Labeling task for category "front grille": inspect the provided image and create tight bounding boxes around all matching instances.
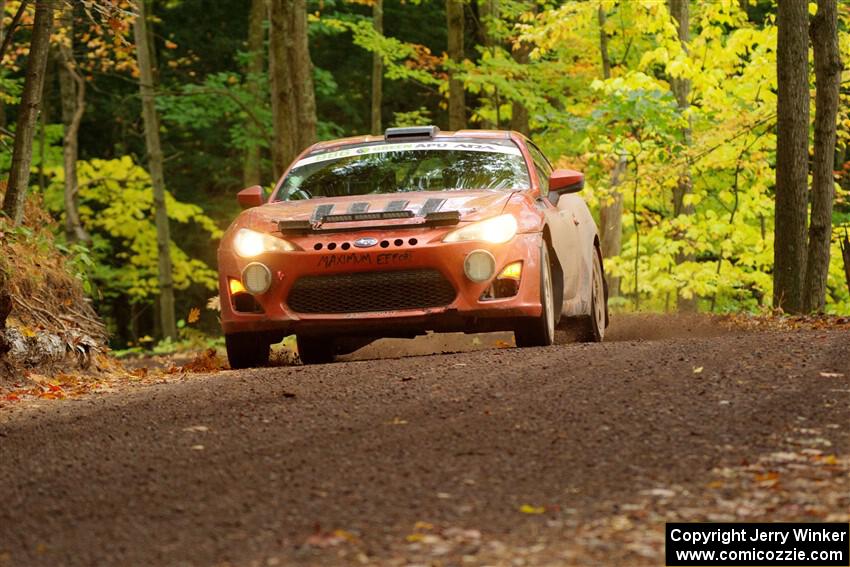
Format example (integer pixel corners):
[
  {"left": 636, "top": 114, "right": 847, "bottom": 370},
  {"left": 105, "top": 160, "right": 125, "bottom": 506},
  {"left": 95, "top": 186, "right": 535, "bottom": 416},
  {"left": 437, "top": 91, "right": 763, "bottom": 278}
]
[{"left": 287, "top": 269, "right": 456, "bottom": 314}]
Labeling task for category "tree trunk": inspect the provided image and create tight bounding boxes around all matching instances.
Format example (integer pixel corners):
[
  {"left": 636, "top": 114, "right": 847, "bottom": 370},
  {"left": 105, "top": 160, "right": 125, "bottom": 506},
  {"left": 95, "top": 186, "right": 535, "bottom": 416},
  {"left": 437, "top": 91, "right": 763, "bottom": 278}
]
[
  {"left": 0, "top": 266, "right": 9, "bottom": 357},
  {"left": 598, "top": 5, "right": 611, "bottom": 79},
  {"left": 268, "top": 0, "right": 296, "bottom": 178},
  {"left": 509, "top": 3, "right": 535, "bottom": 136},
  {"left": 371, "top": 0, "right": 383, "bottom": 135},
  {"left": 509, "top": 40, "right": 530, "bottom": 136},
  {"left": 802, "top": 0, "right": 841, "bottom": 313},
  {"left": 0, "top": 0, "right": 6, "bottom": 43},
  {"left": 597, "top": 5, "right": 624, "bottom": 297},
  {"left": 268, "top": 0, "right": 317, "bottom": 177},
  {"left": 0, "top": 0, "right": 6, "bottom": 130},
  {"left": 477, "top": 0, "right": 498, "bottom": 129},
  {"left": 600, "top": 158, "right": 626, "bottom": 297},
  {"left": 668, "top": 0, "right": 696, "bottom": 311},
  {"left": 134, "top": 0, "right": 177, "bottom": 341},
  {"left": 1, "top": 0, "right": 54, "bottom": 226},
  {"left": 841, "top": 229, "right": 850, "bottom": 297},
  {"left": 289, "top": 0, "right": 316, "bottom": 151},
  {"left": 774, "top": 0, "right": 811, "bottom": 314},
  {"left": 243, "top": 0, "right": 265, "bottom": 187},
  {"left": 0, "top": 0, "right": 27, "bottom": 65},
  {"left": 446, "top": 0, "right": 465, "bottom": 130},
  {"left": 56, "top": 3, "right": 90, "bottom": 243}
]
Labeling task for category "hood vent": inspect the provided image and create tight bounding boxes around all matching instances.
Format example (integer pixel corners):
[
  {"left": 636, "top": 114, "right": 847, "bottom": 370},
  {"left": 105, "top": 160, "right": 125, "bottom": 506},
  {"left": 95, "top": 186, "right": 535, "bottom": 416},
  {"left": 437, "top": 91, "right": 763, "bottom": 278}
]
[
  {"left": 312, "top": 204, "right": 335, "bottom": 221},
  {"left": 348, "top": 202, "right": 370, "bottom": 214}
]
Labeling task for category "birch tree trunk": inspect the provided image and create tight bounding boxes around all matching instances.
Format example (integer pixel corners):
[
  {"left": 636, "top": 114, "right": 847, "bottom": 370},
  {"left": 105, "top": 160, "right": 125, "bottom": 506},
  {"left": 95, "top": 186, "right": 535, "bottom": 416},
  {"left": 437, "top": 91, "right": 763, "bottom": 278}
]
[
  {"left": 802, "top": 0, "right": 841, "bottom": 313},
  {"left": 57, "top": 2, "right": 90, "bottom": 243},
  {"left": 446, "top": 0, "right": 466, "bottom": 130},
  {"left": 773, "top": 0, "right": 810, "bottom": 314},
  {"left": 371, "top": 0, "right": 383, "bottom": 135},
  {"left": 2, "top": 0, "right": 54, "bottom": 225},
  {"left": 243, "top": 0, "right": 265, "bottom": 187},
  {"left": 134, "top": 0, "right": 177, "bottom": 341}
]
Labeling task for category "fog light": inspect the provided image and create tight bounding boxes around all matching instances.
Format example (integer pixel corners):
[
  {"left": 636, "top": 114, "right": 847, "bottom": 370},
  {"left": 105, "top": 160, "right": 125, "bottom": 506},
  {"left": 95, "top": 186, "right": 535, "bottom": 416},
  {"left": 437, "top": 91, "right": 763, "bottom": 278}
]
[
  {"left": 499, "top": 261, "right": 523, "bottom": 281},
  {"left": 242, "top": 263, "right": 272, "bottom": 294},
  {"left": 464, "top": 250, "right": 496, "bottom": 283},
  {"left": 229, "top": 278, "right": 247, "bottom": 295}
]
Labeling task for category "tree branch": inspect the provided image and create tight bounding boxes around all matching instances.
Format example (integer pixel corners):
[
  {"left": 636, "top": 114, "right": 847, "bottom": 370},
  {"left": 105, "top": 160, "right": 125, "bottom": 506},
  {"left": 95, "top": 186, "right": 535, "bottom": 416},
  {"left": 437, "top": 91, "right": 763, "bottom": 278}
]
[{"left": 0, "top": 0, "right": 29, "bottom": 63}]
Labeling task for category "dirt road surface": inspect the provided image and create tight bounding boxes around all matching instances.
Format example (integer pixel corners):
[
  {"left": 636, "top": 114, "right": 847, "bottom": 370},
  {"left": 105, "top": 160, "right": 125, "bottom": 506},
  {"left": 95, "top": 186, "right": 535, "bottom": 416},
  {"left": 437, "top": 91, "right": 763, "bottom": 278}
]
[{"left": 1, "top": 316, "right": 849, "bottom": 566}]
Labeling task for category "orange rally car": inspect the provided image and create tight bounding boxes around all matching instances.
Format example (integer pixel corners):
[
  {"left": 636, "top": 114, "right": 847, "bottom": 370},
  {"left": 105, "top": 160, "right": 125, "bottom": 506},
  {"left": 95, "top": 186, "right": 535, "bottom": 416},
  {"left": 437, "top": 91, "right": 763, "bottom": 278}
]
[{"left": 218, "top": 126, "right": 608, "bottom": 367}]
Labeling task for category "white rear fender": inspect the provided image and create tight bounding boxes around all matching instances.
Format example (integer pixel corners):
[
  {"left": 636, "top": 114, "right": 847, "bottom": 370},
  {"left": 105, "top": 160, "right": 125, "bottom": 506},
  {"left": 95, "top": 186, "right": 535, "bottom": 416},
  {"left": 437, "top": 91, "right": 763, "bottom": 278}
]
[{"left": 555, "top": 194, "right": 598, "bottom": 317}]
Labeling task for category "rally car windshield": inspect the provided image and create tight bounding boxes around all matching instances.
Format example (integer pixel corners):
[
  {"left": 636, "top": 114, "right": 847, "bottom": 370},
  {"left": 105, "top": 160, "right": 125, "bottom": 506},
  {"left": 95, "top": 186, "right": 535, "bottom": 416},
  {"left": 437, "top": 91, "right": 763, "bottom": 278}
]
[{"left": 277, "top": 140, "right": 530, "bottom": 200}]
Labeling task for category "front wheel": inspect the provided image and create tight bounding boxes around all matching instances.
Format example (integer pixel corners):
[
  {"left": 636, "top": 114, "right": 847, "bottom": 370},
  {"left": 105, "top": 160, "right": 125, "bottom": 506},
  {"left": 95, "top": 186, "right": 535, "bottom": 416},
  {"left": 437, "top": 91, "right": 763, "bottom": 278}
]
[
  {"left": 514, "top": 244, "right": 556, "bottom": 348},
  {"left": 296, "top": 335, "right": 335, "bottom": 365},
  {"left": 225, "top": 332, "right": 271, "bottom": 369}
]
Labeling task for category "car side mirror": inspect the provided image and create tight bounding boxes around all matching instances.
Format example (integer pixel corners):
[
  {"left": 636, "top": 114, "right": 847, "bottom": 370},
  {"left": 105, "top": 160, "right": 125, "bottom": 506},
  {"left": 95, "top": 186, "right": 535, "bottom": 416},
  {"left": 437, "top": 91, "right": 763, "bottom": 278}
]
[
  {"left": 549, "top": 169, "right": 585, "bottom": 194},
  {"left": 237, "top": 185, "right": 265, "bottom": 209}
]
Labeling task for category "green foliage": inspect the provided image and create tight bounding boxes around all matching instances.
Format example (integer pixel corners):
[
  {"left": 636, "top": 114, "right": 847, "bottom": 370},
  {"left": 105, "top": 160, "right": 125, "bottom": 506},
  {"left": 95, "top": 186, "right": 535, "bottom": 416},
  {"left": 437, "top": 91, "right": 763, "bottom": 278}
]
[
  {"left": 44, "top": 156, "right": 222, "bottom": 303},
  {"left": 3, "top": 0, "right": 848, "bottom": 338},
  {"left": 0, "top": 123, "right": 64, "bottom": 176},
  {"left": 158, "top": 70, "right": 272, "bottom": 155},
  {"left": 391, "top": 107, "right": 433, "bottom": 127},
  {"left": 0, "top": 73, "right": 22, "bottom": 105},
  {"left": 455, "top": 0, "right": 850, "bottom": 314}
]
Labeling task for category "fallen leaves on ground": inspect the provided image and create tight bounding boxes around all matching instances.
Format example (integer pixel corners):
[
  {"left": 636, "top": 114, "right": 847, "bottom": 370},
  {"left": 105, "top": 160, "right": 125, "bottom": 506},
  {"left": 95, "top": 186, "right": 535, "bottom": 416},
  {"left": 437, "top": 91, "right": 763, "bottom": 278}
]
[
  {"left": 171, "top": 349, "right": 226, "bottom": 374},
  {"left": 403, "top": 521, "right": 483, "bottom": 559},
  {"left": 1, "top": 372, "right": 118, "bottom": 403},
  {"left": 304, "top": 526, "right": 359, "bottom": 549},
  {"left": 1, "top": 342, "right": 307, "bottom": 407},
  {"left": 722, "top": 313, "right": 850, "bottom": 331},
  {"left": 313, "top": 425, "right": 848, "bottom": 567}
]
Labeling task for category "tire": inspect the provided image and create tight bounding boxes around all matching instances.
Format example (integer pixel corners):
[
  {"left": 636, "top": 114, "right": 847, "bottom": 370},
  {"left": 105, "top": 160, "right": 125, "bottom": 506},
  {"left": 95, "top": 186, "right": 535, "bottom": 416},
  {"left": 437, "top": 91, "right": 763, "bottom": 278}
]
[
  {"left": 514, "top": 244, "right": 556, "bottom": 348},
  {"left": 296, "top": 335, "right": 335, "bottom": 365},
  {"left": 576, "top": 247, "right": 607, "bottom": 342},
  {"left": 225, "top": 332, "right": 271, "bottom": 369}
]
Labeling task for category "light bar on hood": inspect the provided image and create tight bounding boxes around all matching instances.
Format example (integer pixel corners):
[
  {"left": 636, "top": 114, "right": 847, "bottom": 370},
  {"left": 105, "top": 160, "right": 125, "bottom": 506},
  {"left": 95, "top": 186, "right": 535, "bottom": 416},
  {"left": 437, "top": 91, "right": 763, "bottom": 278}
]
[
  {"left": 276, "top": 210, "right": 460, "bottom": 234},
  {"left": 321, "top": 210, "right": 414, "bottom": 223}
]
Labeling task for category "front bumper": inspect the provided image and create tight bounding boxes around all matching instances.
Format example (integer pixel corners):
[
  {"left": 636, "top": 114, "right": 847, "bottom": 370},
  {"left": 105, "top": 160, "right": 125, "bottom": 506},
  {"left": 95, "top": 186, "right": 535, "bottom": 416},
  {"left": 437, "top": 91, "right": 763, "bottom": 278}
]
[{"left": 218, "top": 228, "right": 544, "bottom": 338}]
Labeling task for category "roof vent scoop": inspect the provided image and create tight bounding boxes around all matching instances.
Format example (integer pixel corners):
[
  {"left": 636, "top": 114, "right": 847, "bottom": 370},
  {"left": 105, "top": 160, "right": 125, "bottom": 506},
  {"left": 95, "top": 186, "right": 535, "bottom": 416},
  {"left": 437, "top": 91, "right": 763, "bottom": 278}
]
[{"left": 384, "top": 126, "right": 440, "bottom": 141}]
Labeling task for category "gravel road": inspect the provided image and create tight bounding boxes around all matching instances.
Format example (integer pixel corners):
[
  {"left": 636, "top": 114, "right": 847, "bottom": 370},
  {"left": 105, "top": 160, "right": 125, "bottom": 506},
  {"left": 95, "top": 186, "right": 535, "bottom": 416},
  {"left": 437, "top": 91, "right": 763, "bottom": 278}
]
[{"left": 1, "top": 317, "right": 849, "bottom": 566}]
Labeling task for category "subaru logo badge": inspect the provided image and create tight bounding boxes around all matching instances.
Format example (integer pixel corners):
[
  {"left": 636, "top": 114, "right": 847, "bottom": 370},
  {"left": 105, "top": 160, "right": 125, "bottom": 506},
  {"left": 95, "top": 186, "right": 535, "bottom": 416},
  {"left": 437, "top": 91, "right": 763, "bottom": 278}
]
[{"left": 354, "top": 237, "right": 378, "bottom": 248}]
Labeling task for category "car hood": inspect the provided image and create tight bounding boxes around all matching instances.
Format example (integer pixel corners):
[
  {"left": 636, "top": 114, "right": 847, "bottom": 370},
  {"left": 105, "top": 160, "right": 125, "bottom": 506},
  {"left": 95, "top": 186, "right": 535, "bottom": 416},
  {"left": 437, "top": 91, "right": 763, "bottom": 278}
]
[{"left": 245, "top": 190, "right": 516, "bottom": 231}]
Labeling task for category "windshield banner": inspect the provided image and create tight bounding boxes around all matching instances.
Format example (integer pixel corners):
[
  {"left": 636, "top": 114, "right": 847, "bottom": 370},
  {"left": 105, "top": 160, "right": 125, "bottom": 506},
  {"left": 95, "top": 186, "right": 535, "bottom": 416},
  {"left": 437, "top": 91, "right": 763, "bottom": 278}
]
[{"left": 294, "top": 141, "right": 523, "bottom": 168}]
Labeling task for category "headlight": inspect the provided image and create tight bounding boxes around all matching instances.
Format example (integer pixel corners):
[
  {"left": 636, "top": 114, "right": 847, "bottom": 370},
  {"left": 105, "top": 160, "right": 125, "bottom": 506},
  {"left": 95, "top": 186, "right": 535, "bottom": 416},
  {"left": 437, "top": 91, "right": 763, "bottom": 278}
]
[
  {"left": 233, "top": 228, "right": 296, "bottom": 258},
  {"left": 442, "top": 214, "right": 518, "bottom": 244}
]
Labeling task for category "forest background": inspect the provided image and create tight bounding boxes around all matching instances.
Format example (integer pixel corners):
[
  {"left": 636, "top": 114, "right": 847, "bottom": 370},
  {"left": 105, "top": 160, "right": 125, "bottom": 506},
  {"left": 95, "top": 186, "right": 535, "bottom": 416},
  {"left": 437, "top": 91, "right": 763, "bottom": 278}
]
[{"left": 0, "top": 0, "right": 848, "bottom": 351}]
